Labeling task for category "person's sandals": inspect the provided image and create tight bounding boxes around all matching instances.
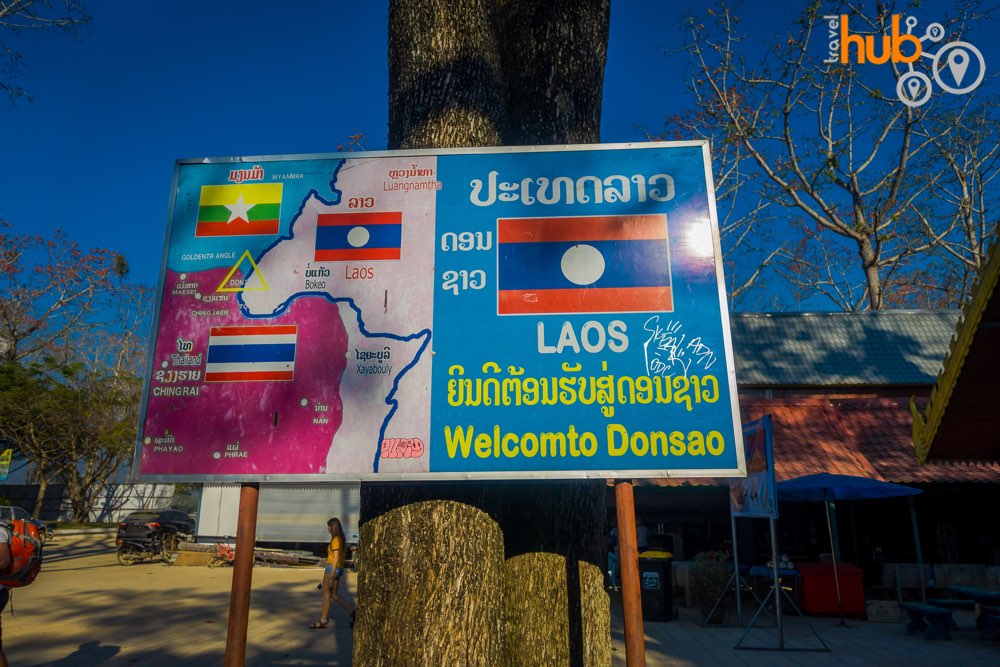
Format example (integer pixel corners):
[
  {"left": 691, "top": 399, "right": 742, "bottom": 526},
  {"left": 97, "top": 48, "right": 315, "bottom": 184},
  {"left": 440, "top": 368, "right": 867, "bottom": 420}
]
[{"left": 308, "top": 619, "right": 329, "bottom": 629}]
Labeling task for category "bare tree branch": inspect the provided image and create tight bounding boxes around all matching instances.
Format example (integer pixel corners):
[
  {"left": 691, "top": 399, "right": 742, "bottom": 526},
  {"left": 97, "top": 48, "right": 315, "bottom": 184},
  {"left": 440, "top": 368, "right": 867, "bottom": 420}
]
[{"left": 664, "top": 0, "right": 999, "bottom": 310}]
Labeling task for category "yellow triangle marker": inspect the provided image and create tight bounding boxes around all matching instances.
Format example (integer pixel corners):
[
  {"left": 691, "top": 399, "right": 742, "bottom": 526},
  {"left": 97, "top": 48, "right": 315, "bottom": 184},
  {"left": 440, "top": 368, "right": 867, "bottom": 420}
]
[{"left": 216, "top": 250, "right": 269, "bottom": 292}]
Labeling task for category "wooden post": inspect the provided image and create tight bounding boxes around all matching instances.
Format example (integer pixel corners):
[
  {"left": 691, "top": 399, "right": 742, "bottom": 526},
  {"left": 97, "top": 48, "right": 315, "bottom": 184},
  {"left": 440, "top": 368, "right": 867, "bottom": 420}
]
[
  {"left": 769, "top": 517, "right": 784, "bottom": 649},
  {"left": 615, "top": 480, "right": 645, "bottom": 667},
  {"left": 908, "top": 496, "right": 927, "bottom": 603},
  {"left": 224, "top": 482, "right": 260, "bottom": 667}
]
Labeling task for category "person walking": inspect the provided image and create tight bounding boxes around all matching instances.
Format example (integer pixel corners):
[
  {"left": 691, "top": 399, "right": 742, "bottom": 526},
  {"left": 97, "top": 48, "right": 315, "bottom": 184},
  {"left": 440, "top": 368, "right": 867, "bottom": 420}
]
[
  {"left": 636, "top": 515, "right": 649, "bottom": 552},
  {"left": 0, "top": 522, "right": 11, "bottom": 667},
  {"left": 310, "top": 517, "right": 356, "bottom": 629}
]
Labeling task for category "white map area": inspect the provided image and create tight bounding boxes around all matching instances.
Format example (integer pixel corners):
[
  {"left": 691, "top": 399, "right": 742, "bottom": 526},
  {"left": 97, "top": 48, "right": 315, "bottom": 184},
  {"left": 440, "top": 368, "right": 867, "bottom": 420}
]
[{"left": 240, "top": 156, "right": 437, "bottom": 474}]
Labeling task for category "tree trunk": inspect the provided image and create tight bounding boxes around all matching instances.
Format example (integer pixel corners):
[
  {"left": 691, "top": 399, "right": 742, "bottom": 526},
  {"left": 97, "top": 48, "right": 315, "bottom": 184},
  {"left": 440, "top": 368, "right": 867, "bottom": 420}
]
[
  {"left": 387, "top": 0, "right": 504, "bottom": 152},
  {"left": 355, "top": 2, "right": 611, "bottom": 665},
  {"left": 495, "top": 2, "right": 611, "bottom": 665},
  {"left": 32, "top": 473, "right": 48, "bottom": 518},
  {"left": 859, "top": 237, "right": 884, "bottom": 310},
  {"left": 497, "top": 0, "right": 608, "bottom": 146},
  {"left": 355, "top": 484, "right": 505, "bottom": 665},
  {"left": 354, "top": 2, "right": 506, "bottom": 665},
  {"left": 502, "top": 483, "right": 609, "bottom": 666}
]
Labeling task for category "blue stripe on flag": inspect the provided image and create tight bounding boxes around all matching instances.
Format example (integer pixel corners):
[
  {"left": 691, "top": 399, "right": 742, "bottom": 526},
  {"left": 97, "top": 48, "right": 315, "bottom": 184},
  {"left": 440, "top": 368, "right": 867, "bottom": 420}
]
[
  {"left": 206, "top": 343, "right": 296, "bottom": 364},
  {"left": 316, "top": 224, "right": 402, "bottom": 250},
  {"left": 498, "top": 239, "right": 670, "bottom": 290}
]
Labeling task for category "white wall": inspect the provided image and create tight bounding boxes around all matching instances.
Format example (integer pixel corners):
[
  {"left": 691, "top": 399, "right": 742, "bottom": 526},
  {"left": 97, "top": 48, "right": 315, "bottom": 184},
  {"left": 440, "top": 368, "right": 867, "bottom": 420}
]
[
  {"left": 197, "top": 483, "right": 361, "bottom": 544},
  {"left": 60, "top": 483, "right": 178, "bottom": 523}
]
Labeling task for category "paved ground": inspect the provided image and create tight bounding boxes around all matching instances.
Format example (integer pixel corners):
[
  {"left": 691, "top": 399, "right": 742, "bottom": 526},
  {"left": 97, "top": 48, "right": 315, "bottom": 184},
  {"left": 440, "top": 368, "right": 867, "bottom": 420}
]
[
  {"left": 2, "top": 532, "right": 997, "bottom": 665},
  {"left": 611, "top": 600, "right": 999, "bottom": 666}
]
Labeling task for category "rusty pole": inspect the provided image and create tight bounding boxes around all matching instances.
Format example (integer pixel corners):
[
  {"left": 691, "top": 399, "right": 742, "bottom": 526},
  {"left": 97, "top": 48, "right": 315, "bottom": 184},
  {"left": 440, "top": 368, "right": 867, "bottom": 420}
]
[
  {"left": 224, "top": 482, "right": 260, "bottom": 667},
  {"left": 615, "top": 480, "right": 645, "bottom": 667}
]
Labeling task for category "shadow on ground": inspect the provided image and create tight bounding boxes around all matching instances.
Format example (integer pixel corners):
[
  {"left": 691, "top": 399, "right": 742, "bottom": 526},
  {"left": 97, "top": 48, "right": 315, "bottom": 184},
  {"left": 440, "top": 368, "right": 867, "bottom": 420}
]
[{"left": 10, "top": 535, "right": 353, "bottom": 666}]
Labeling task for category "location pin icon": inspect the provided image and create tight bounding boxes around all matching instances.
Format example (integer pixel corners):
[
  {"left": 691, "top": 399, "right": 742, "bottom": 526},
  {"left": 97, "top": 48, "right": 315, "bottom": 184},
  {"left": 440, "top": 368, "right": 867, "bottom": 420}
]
[
  {"left": 906, "top": 77, "right": 922, "bottom": 99},
  {"left": 947, "top": 49, "right": 969, "bottom": 86}
]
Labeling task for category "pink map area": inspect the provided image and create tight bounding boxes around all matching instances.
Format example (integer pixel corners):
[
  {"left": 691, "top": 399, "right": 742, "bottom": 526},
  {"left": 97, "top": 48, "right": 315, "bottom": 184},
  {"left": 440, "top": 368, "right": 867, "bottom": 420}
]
[{"left": 140, "top": 267, "right": 347, "bottom": 475}]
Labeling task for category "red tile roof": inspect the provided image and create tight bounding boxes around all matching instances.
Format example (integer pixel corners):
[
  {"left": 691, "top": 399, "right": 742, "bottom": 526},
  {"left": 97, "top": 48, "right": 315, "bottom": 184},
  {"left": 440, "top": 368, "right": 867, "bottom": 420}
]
[{"left": 647, "top": 398, "right": 1000, "bottom": 487}]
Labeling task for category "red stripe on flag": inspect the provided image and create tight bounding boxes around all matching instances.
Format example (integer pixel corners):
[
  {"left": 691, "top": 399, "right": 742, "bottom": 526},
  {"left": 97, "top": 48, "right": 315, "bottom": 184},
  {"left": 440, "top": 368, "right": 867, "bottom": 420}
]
[
  {"left": 314, "top": 248, "right": 401, "bottom": 261},
  {"left": 195, "top": 220, "right": 280, "bottom": 237},
  {"left": 498, "top": 286, "right": 673, "bottom": 315},
  {"left": 497, "top": 215, "right": 666, "bottom": 244},
  {"left": 317, "top": 211, "right": 402, "bottom": 226},
  {"left": 210, "top": 325, "right": 298, "bottom": 336},
  {"left": 205, "top": 371, "right": 295, "bottom": 382}
]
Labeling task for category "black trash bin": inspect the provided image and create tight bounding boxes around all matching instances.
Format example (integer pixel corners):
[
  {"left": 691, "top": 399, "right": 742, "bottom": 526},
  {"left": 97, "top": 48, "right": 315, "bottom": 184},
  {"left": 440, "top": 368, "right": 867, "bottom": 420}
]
[{"left": 637, "top": 551, "right": 674, "bottom": 622}]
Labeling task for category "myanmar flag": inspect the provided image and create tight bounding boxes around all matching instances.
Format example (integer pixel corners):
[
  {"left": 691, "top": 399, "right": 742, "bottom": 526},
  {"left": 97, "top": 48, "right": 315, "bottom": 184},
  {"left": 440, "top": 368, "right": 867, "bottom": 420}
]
[{"left": 195, "top": 183, "right": 283, "bottom": 237}]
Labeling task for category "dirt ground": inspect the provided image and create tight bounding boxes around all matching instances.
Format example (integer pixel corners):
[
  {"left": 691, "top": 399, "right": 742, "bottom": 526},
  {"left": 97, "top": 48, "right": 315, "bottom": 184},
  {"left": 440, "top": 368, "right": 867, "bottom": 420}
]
[
  {"left": 4, "top": 531, "right": 352, "bottom": 666},
  {"left": 4, "top": 532, "right": 998, "bottom": 666}
]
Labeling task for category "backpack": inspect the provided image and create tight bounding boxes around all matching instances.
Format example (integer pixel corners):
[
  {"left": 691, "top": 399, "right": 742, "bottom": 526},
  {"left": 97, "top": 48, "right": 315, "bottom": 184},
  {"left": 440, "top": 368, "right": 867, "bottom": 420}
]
[{"left": 0, "top": 518, "right": 43, "bottom": 587}]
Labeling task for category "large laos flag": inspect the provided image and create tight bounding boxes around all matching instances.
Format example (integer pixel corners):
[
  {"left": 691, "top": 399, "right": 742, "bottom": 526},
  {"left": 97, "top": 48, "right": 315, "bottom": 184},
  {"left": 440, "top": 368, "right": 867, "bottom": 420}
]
[{"left": 497, "top": 214, "right": 672, "bottom": 315}]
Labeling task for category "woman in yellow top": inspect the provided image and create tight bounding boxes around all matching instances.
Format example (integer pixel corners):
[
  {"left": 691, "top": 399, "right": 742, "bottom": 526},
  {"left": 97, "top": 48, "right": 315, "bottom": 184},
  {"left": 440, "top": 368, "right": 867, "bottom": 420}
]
[{"left": 309, "top": 517, "right": 356, "bottom": 629}]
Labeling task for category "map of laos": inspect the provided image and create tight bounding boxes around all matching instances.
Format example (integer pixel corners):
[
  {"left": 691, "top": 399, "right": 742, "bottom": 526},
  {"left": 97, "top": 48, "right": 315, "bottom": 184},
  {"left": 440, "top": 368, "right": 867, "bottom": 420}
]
[{"left": 139, "top": 156, "right": 435, "bottom": 477}]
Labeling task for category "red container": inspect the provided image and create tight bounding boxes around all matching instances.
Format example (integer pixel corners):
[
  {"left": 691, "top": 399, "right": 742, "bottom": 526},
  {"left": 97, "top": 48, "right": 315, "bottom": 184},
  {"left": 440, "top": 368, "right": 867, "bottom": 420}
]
[{"left": 797, "top": 562, "right": 865, "bottom": 616}]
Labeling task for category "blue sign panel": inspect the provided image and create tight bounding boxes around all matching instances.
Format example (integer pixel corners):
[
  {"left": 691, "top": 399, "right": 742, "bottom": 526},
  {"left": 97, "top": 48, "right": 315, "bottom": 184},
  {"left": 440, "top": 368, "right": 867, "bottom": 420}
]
[
  {"left": 730, "top": 416, "right": 777, "bottom": 518},
  {"left": 137, "top": 142, "right": 745, "bottom": 481}
]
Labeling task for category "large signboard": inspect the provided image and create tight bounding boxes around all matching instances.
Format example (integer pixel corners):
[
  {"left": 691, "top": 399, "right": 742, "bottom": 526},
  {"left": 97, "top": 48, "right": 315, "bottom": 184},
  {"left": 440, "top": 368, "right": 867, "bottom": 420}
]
[
  {"left": 135, "top": 142, "right": 745, "bottom": 481},
  {"left": 729, "top": 416, "right": 777, "bottom": 518}
]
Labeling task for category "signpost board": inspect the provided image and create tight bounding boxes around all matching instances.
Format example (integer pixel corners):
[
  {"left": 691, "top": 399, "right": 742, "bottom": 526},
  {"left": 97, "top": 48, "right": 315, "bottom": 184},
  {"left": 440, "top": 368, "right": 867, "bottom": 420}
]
[
  {"left": 0, "top": 449, "right": 11, "bottom": 482},
  {"left": 135, "top": 142, "right": 745, "bottom": 482},
  {"left": 730, "top": 416, "right": 777, "bottom": 518}
]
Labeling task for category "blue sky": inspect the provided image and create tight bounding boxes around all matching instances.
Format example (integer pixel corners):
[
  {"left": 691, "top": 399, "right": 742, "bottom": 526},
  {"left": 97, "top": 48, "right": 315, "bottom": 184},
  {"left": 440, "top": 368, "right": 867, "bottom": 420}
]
[{"left": 1, "top": 1, "right": 996, "bottom": 289}]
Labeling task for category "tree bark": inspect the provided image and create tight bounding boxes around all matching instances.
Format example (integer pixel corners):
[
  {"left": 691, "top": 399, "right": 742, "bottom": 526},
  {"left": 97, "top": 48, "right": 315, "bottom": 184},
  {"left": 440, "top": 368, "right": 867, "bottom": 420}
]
[
  {"left": 355, "top": 2, "right": 611, "bottom": 665},
  {"left": 355, "top": 2, "right": 506, "bottom": 665},
  {"left": 497, "top": 0, "right": 608, "bottom": 146},
  {"left": 355, "top": 484, "right": 505, "bottom": 665},
  {"left": 387, "top": 0, "right": 504, "bottom": 151},
  {"left": 32, "top": 474, "right": 48, "bottom": 519},
  {"left": 502, "top": 482, "right": 609, "bottom": 666},
  {"left": 496, "top": 2, "right": 611, "bottom": 665}
]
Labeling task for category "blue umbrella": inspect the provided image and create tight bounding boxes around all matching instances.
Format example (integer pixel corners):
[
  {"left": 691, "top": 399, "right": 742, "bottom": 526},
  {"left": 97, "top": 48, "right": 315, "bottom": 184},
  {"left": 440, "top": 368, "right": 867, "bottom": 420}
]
[
  {"left": 777, "top": 473, "right": 922, "bottom": 501},
  {"left": 777, "top": 474, "right": 923, "bottom": 624}
]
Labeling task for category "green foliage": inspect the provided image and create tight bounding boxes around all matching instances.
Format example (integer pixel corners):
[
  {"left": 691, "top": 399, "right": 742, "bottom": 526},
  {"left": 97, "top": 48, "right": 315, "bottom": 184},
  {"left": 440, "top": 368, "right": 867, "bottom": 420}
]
[
  {"left": 0, "top": 223, "right": 151, "bottom": 522},
  {"left": 171, "top": 484, "right": 200, "bottom": 514},
  {"left": 688, "top": 550, "right": 730, "bottom": 608}
]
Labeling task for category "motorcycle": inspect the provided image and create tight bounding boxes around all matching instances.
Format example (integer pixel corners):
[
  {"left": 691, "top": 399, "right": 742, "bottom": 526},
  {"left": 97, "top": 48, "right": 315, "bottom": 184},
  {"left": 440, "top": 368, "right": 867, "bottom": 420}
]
[{"left": 116, "top": 534, "right": 176, "bottom": 565}]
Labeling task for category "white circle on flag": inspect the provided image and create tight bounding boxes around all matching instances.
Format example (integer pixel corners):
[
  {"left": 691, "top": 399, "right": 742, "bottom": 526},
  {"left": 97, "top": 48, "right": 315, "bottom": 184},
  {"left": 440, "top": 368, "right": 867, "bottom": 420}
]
[
  {"left": 561, "top": 244, "right": 605, "bottom": 285},
  {"left": 347, "top": 227, "right": 370, "bottom": 248}
]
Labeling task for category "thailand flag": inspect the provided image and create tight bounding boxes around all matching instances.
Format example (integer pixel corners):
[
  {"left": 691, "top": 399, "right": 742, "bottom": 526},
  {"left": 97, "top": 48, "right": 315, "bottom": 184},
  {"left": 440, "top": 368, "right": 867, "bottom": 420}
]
[
  {"left": 497, "top": 214, "right": 672, "bottom": 315},
  {"left": 205, "top": 325, "right": 297, "bottom": 382},
  {"left": 315, "top": 211, "right": 402, "bottom": 261}
]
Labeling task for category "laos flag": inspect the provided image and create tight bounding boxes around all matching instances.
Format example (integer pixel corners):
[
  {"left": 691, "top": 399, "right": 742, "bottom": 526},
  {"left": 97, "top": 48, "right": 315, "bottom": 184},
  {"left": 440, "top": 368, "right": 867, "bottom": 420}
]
[
  {"left": 315, "top": 211, "right": 402, "bottom": 261},
  {"left": 205, "top": 325, "right": 297, "bottom": 382},
  {"left": 497, "top": 214, "right": 672, "bottom": 315}
]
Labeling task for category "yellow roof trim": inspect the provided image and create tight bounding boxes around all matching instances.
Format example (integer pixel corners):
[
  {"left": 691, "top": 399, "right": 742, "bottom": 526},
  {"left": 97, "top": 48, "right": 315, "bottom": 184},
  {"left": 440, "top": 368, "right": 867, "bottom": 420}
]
[{"left": 913, "top": 240, "right": 1000, "bottom": 463}]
